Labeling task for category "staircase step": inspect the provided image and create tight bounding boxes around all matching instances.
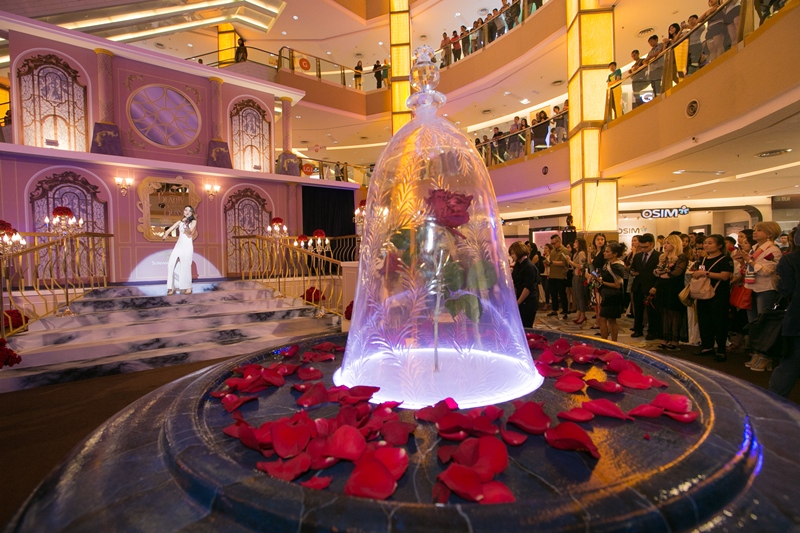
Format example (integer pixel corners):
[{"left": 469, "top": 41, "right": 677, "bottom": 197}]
[
  {"left": 68, "top": 287, "right": 276, "bottom": 313},
  {"left": 0, "top": 315, "right": 340, "bottom": 392}
]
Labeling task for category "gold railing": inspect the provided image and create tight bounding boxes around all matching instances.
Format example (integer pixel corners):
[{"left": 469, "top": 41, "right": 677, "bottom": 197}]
[
  {"left": 1, "top": 232, "right": 113, "bottom": 338},
  {"left": 232, "top": 235, "right": 345, "bottom": 316}
]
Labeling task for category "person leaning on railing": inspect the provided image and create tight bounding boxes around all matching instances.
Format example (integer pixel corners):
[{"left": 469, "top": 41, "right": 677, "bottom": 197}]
[{"left": 644, "top": 34, "right": 665, "bottom": 97}]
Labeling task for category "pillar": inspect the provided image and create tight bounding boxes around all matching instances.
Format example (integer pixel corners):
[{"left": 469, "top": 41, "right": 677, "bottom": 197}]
[
  {"left": 566, "top": 0, "right": 618, "bottom": 234},
  {"left": 90, "top": 48, "right": 123, "bottom": 155},
  {"left": 389, "top": 0, "right": 411, "bottom": 133},
  {"left": 206, "top": 76, "right": 232, "bottom": 168},
  {"left": 276, "top": 96, "right": 300, "bottom": 176}
]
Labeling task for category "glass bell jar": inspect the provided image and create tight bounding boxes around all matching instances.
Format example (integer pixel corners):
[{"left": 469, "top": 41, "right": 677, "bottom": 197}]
[{"left": 334, "top": 46, "right": 542, "bottom": 409}]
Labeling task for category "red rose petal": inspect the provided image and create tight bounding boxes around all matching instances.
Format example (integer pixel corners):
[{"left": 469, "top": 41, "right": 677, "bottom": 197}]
[
  {"left": 644, "top": 433, "right": 651, "bottom": 440},
  {"left": 272, "top": 362, "right": 300, "bottom": 376},
  {"left": 617, "top": 369, "right": 653, "bottom": 390},
  {"left": 210, "top": 389, "right": 228, "bottom": 398},
  {"left": 438, "top": 463, "right": 484, "bottom": 502},
  {"left": 648, "top": 375, "right": 669, "bottom": 388},
  {"left": 312, "top": 341, "right": 337, "bottom": 352},
  {"left": 311, "top": 351, "right": 337, "bottom": 363},
  {"left": 297, "top": 367, "right": 323, "bottom": 381},
  {"left": 374, "top": 446, "right": 409, "bottom": 480},
  {"left": 221, "top": 393, "right": 257, "bottom": 412},
  {"left": 595, "top": 350, "right": 624, "bottom": 363},
  {"left": 483, "top": 405, "right": 504, "bottom": 421},
  {"left": 284, "top": 344, "right": 300, "bottom": 358},
  {"left": 415, "top": 399, "right": 455, "bottom": 423},
  {"left": 582, "top": 399, "right": 634, "bottom": 421},
  {"left": 606, "top": 358, "right": 643, "bottom": 374},
  {"left": 499, "top": 425, "right": 528, "bottom": 446},
  {"left": 465, "top": 407, "right": 483, "bottom": 419},
  {"left": 237, "top": 423, "right": 261, "bottom": 451},
  {"left": 436, "top": 412, "right": 473, "bottom": 434},
  {"left": 443, "top": 397, "right": 459, "bottom": 410},
  {"left": 437, "top": 445, "right": 457, "bottom": 464},
  {"left": 544, "top": 422, "right": 600, "bottom": 459},
  {"left": 627, "top": 404, "right": 665, "bottom": 418},
  {"left": 310, "top": 456, "right": 339, "bottom": 470},
  {"left": 380, "top": 420, "right": 416, "bottom": 446},
  {"left": 271, "top": 419, "right": 312, "bottom": 458},
  {"left": 260, "top": 369, "right": 286, "bottom": 387},
  {"left": 551, "top": 338, "right": 571, "bottom": 356},
  {"left": 300, "top": 476, "right": 333, "bottom": 490},
  {"left": 535, "top": 363, "right": 566, "bottom": 378},
  {"left": 556, "top": 407, "right": 595, "bottom": 422},
  {"left": 554, "top": 374, "right": 585, "bottom": 393},
  {"left": 471, "top": 436, "right": 508, "bottom": 482},
  {"left": 561, "top": 368, "right": 586, "bottom": 378},
  {"left": 296, "top": 382, "right": 329, "bottom": 408},
  {"left": 650, "top": 393, "right": 693, "bottom": 414},
  {"left": 432, "top": 481, "right": 451, "bottom": 503},
  {"left": 664, "top": 411, "right": 699, "bottom": 423},
  {"left": 479, "top": 481, "right": 516, "bottom": 504},
  {"left": 529, "top": 338, "right": 549, "bottom": 350},
  {"left": 507, "top": 401, "right": 552, "bottom": 434},
  {"left": 572, "top": 352, "right": 595, "bottom": 364},
  {"left": 537, "top": 349, "right": 562, "bottom": 365},
  {"left": 569, "top": 344, "right": 595, "bottom": 357},
  {"left": 340, "top": 385, "right": 381, "bottom": 405},
  {"left": 469, "top": 415, "right": 499, "bottom": 437},
  {"left": 585, "top": 378, "right": 625, "bottom": 394},
  {"left": 345, "top": 457, "right": 397, "bottom": 500},
  {"left": 293, "top": 383, "right": 311, "bottom": 392},
  {"left": 439, "top": 428, "right": 470, "bottom": 441},
  {"left": 327, "top": 424, "right": 367, "bottom": 461},
  {"left": 256, "top": 452, "right": 311, "bottom": 481},
  {"left": 452, "top": 438, "right": 480, "bottom": 466}
]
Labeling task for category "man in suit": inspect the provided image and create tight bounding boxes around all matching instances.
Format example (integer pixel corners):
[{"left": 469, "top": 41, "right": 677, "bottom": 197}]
[{"left": 630, "top": 233, "right": 661, "bottom": 339}]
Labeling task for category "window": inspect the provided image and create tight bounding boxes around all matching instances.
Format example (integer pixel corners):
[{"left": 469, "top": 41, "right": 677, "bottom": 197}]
[{"left": 231, "top": 99, "right": 271, "bottom": 172}]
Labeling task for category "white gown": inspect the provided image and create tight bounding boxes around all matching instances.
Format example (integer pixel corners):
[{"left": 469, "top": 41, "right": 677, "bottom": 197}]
[{"left": 166, "top": 222, "right": 194, "bottom": 291}]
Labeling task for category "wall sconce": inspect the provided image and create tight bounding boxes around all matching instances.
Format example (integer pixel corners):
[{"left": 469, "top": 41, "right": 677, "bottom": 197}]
[
  {"left": 205, "top": 183, "right": 221, "bottom": 200},
  {"left": 114, "top": 176, "right": 134, "bottom": 196}
]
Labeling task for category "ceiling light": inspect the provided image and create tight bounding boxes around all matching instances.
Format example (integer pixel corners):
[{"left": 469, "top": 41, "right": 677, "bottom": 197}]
[
  {"left": 551, "top": 80, "right": 564, "bottom": 86},
  {"left": 293, "top": 15, "right": 299, "bottom": 20},
  {"left": 281, "top": 31, "right": 287, "bottom": 35},
  {"left": 443, "top": 114, "right": 448, "bottom": 117},
  {"left": 520, "top": 99, "right": 530, "bottom": 104},
  {"left": 326, "top": 51, "right": 331, "bottom": 55},
  {"left": 755, "top": 148, "right": 792, "bottom": 158},
  {"left": 295, "top": 115, "right": 301, "bottom": 119},
  {"left": 503, "top": 91, "right": 511, "bottom": 96},
  {"left": 187, "top": 43, "right": 193, "bottom": 47},
  {"left": 455, "top": 12, "right": 461, "bottom": 17},
  {"left": 333, "top": 141, "right": 339, "bottom": 144}
]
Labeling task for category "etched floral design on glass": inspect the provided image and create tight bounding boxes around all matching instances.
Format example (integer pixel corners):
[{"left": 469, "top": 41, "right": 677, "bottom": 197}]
[{"left": 334, "top": 46, "right": 542, "bottom": 409}]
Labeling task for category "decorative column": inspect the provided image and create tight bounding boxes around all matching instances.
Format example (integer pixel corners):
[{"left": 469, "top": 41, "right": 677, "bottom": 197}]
[
  {"left": 286, "top": 182, "right": 301, "bottom": 235},
  {"left": 206, "top": 77, "right": 232, "bottom": 168},
  {"left": 389, "top": 0, "right": 411, "bottom": 133},
  {"left": 90, "top": 49, "right": 123, "bottom": 155},
  {"left": 566, "top": 0, "right": 618, "bottom": 234},
  {"left": 276, "top": 96, "right": 300, "bottom": 176}
]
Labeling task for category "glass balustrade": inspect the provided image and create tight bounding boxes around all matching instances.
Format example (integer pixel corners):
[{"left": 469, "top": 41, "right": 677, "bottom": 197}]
[
  {"left": 189, "top": 46, "right": 279, "bottom": 69},
  {"left": 473, "top": 110, "right": 568, "bottom": 168},
  {"left": 297, "top": 156, "right": 371, "bottom": 185},
  {"left": 606, "top": 0, "right": 789, "bottom": 122}
]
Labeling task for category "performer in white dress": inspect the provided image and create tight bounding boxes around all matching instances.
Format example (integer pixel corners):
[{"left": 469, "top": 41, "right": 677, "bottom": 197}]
[{"left": 162, "top": 206, "right": 197, "bottom": 295}]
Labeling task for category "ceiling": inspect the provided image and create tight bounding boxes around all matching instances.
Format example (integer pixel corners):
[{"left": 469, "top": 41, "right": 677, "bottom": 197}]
[{"left": 3, "top": 0, "right": 798, "bottom": 219}]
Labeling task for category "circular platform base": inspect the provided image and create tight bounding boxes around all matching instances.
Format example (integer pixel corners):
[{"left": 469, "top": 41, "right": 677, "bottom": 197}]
[{"left": 6, "top": 331, "right": 800, "bottom": 532}]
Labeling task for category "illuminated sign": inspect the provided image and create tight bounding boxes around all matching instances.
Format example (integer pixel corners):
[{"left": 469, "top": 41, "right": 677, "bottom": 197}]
[{"left": 641, "top": 206, "right": 690, "bottom": 219}]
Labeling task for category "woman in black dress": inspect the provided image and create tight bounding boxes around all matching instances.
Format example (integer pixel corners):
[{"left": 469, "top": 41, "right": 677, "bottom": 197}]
[
  {"left": 510, "top": 241, "right": 540, "bottom": 328},
  {"left": 691, "top": 234, "right": 734, "bottom": 361},
  {"left": 591, "top": 242, "right": 626, "bottom": 341},
  {"left": 651, "top": 234, "right": 689, "bottom": 350}
]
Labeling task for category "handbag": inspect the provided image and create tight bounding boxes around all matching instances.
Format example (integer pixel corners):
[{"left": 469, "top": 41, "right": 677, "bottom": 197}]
[
  {"left": 689, "top": 256, "right": 725, "bottom": 300},
  {"left": 729, "top": 284, "right": 753, "bottom": 310},
  {"left": 679, "top": 284, "right": 694, "bottom": 307}
]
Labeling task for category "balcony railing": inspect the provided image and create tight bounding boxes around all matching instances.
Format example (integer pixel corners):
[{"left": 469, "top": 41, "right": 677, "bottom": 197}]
[
  {"left": 605, "top": 0, "right": 790, "bottom": 121},
  {"left": 188, "top": 45, "right": 280, "bottom": 70},
  {"left": 296, "top": 155, "right": 371, "bottom": 186},
  {"left": 475, "top": 110, "right": 568, "bottom": 168}
]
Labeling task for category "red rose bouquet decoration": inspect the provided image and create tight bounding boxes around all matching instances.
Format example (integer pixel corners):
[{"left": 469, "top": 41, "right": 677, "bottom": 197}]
[
  {"left": 344, "top": 300, "right": 354, "bottom": 320},
  {"left": 52, "top": 206, "right": 74, "bottom": 218},
  {"left": 312, "top": 229, "right": 326, "bottom": 239},
  {"left": 270, "top": 217, "right": 284, "bottom": 226},
  {"left": 0, "top": 220, "right": 13, "bottom": 237},
  {"left": 3, "top": 310, "right": 28, "bottom": 329},
  {"left": 426, "top": 189, "right": 473, "bottom": 238},
  {"left": 0, "top": 338, "right": 22, "bottom": 368},
  {"left": 297, "top": 234, "right": 308, "bottom": 243}
]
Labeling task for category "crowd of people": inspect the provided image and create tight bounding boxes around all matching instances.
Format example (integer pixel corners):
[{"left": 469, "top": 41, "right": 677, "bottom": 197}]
[
  {"left": 509, "top": 219, "right": 800, "bottom": 398},
  {"left": 475, "top": 102, "right": 568, "bottom": 165},
  {"left": 438, "top": 0, "right": 546, "bottom": 67}
]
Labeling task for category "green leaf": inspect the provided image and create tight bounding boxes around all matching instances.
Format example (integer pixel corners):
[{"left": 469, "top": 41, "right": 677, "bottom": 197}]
[
  {"left": 442, "top": 261, "right": 465, "bottom": 292},
  {"left": 389, "top": 229, "right": 411, "bottom": 251},
  {"left": 466, "top": 259, "right": 498, "bottom": 290},
  {"left": 444, "top": 298, "right": 461, "bottom": 320},
  {"left": 459, "top": 294, "right": 482, "bottom": 323}
]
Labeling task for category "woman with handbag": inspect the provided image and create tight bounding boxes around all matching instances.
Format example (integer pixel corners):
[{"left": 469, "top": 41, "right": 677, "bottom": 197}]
[
  {"left": 651, "top": 235, "right": 689, "bottom": 351},
  {"left": 729, "top": 233, "right": 756, "bottom": 353},
  {"left": 742, "top": 221, "right": 783, "bottom": 370},
  {"left": 591, "top": 243, "right": 626, "bottom": 341},
  {"left": 691, "top": 235, "right": 734, "bottom": 361},
  {"left": 769, "top": 225, "right": 800, "bottom": 397}
]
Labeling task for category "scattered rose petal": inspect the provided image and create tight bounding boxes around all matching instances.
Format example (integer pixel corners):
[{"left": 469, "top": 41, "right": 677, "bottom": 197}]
[
  {"left": 528, "top": 338, "right": 549, "bottom": 350},
  {"left": 256, "top": 452, "right": 311, "bottom": 481},
  {"left": 437, "top": 412, "right": 473, "bottom": 434},
  {"left": 300, "top": 476, "right": 333, "bottom": 490},
  {"left": 551, "top": 338, "right": 571, "bottom": 356},
  {"left": 572, "top": 352, "right": 595, "bottom": 364},
  {"left": 595, "top": 351, "right": 624, "bottom": 363},
  {"left": 644, "top": 433, "right": 651, "bottom": 440},
  {"left": 297, "top": 367, "right": 323, "bottom": 381},
  {"left": 293, "top": 383, "right": 311, "bottom": 392},
  {"left": 544, "top": 422, "right": 600, "bottom": 459},
  {"left": 237, "top": 423, "right": 261, "bottom": 451},
  {"left": 221, "top": 393, "right": 257, "bottom": 412},
  {"left": 432, "top": 481, "right": 451, "bottom": 503},
  {"left": 283, "top": 344, "right": 300, "bottom": 358},
  {"left": 443, "top": 397, "right": 459, "bottom": 410},
  {"left": 535, "top": 363, "right": 566, "bottom": 378},
  {"left": 469, "top": 416, "right": 499, "bottom": 437},
  {"left": 471, "top": 436, "right": 508, "bottom": 482},
  {"left": 582, "top": 399, "right": 633, "bottom": 421},
  {"left": 296, "top": 382, "right": 329, "bottom": 408},
  {"left": 499, "top": 425, "right": 528, "bottom": 446},
  {"left": 374, "top": 446, "right": 409, "bottom": 480},
  {"left": 650, "top": 393, "right": 693, "bottom": 414},
  {"left": 554, "top": 374, "right": 585, "bottom": 393},
  {"left": 437, "top": 445, "right": 457, "bottom": 464},
  {"left": 483, "top": 405, "right": 504, "bottom": 421},
  {"left": 568, "top": 344, "right": 596, "bottom": 357},
  {"left": 311, "top": 351, "right": 337, "bottom": 363},
  {"left": 537, "top": 349, "right": 562, "bottom": 365},
  {"left": 438, "top": 429, "right": 470, "bottom": 442},
  {"left": 415, "top": 399, "right": 456, "bottom": 423},
  {"left": 327, "top": 425, "right": 367, "bottom": 461},
  {"left": 380, "top": 420, "right": 416, "bottom": 446},
  {"left": 556, "top": 407, "right": 595, "bottom": 422},
  {"left": 210, "top": 389, "right": 229, "bottom": 398},
  {"left": 561, "top": 368, "right": 586, "bottom": 378},
  {"left": 479, "top": 481, "right": 516, "bottom": 504},
  {"left": 312, "top": 341, "right": 337, "bottom": 352},
  {"left": 452, "top": 438, "right": 480, "bottom": 467},
  {"left": 465, "top": 407, "right": 484, "bottom": 419},
  {"left": 438, "top": 463, "right": 484, "bottom": 502},
  {"left": 507, "top": 401, "right": 551, "bottom": 434},
  {"left": 585, "top": 378, "right": 624, "bottom": 394},
  {"left": 271, "top": 419, "right": 312, "bottom": 458},
  {"left": 663, "top": 411, "right": 699, "bottom": 423},
  {"left": 340, "top": 385, "right": 381, "bottom": 404},
  {"left": 627, "top": 404, "right": 665, "bottom": 418},
  {"left": 648, "top": 375, "right": 669, "bottom": 388},
  {"left": 260, "top": 369, "right": 286, "bottom": 387},
  {"left": 617, "top": 369, "right": 653, "bottom": 390},
  {"left": 606, "top": 359, "right": 643, "bottom": 374},
  {"left": 345, "top": 457, "right": 397, "bottom": 500},
  {"left": 271, "top": 362, "right": 300, "bottom": 376}
]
